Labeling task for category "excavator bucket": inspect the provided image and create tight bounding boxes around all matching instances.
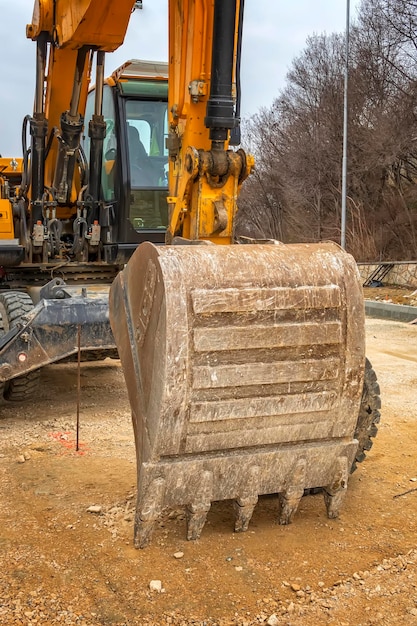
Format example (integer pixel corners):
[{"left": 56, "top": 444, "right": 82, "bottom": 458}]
[{"left": 109, "top": 241, "right": 365, "bottom": 547}]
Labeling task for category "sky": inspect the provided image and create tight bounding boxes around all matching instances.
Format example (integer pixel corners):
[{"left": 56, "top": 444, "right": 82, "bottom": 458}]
[{"left": 0, "top": 0, "right": 361, "bottom": 156}]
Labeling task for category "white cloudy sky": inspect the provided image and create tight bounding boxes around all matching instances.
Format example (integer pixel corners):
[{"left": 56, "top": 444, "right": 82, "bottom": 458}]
[{"left": 0, "top": 0, "right": 360, "bottom": 156}]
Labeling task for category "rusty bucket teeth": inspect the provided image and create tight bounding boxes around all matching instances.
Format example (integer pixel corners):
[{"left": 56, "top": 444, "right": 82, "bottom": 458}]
[
  {"left": 324, "top": 456, "right": 350, "bottom": 519},
  {"left": 109, "top": 240, "right": 365, "bottom": 546},
  {"left": 233, "top": 498, "right": 258, "bottom": 533},
  {"left": 233, "top": 464, "right": 260, "bottom": 532},
  {"left": 278, "top": 458, "right": 306, "bottom": 525}
]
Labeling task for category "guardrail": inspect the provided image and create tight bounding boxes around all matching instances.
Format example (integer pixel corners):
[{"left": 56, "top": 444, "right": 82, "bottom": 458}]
[{"left": 357, "top": 262, "right": 417, "bottom": 288}]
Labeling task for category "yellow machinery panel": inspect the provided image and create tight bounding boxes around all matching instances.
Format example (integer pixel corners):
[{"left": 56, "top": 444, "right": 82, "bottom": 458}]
[{"left": 0, "top": 200, "right": 14, "bottom": 238}]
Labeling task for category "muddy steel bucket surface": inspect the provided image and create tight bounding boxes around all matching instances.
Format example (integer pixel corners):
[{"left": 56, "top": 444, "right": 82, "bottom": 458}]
[{"left": 109, "top": 241, "right": 365, "bottom": 547}]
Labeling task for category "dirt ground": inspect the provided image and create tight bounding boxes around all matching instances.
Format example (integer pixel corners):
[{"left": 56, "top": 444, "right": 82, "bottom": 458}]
[
  {"left": 0, "top": 318, "right": 417, "bottom": 626},
  {"left": 363, "top": 285, "right": 417, "bottom": 306}
]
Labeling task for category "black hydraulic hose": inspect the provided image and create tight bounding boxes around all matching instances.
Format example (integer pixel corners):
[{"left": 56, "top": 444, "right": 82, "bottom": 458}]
[
  {"left": 21, "top": 115, "right": 31, "bottom": 194},
  {"left": 71, "top": 215, "right": 88, "bottom": 255},
  {"left": 230, "top": 0, "right": 244, "bottom": 146},
  {"left": 235, "top": 0, "right": 244, "bottom": 121},
  {"left": 48, "top": 217, "right": 63, "bottom": 256},
  {"left": 45, "top": 128, "right": 56, "bottom": 160},
  {"left": 77, "top": 144, "right": 89, "bottom": 188},
  {"left": 21, "top": 115, "right": 30, "bottom": 156}
]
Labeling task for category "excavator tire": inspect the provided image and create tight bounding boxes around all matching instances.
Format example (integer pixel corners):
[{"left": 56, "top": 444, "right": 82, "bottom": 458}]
[
  {"left": 304, "top": 358, "right": 380, "bottom": 494},
  {"left": 110, "top": 241, "right": 366, "bottom": 547},
  {"left": 0, "top": 291, "right": 40, "bottom": 402},
  {"left": 352, "top": 357, "right": 380, "bottom": 472}
]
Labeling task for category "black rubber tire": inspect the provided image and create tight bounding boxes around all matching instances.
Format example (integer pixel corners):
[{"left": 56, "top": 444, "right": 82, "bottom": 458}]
[
  {"left": 351, "top": 357, "right": 381, "bottom": 472},
  {"left": 304, "top": 358, "right": 381, "bottom": 495},
  {"left": 0, "top": 291, "right": 40, "bottom": 402}
]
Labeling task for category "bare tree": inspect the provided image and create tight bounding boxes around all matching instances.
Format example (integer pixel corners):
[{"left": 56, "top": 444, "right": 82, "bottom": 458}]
[{"left": 238, "top": 0, "right": 417, "bottom": 260}]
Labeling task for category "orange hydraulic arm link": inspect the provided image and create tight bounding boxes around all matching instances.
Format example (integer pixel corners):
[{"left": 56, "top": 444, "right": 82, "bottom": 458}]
[
  {"left": 25, "top": 0, "right": 135, "bottom": 259},
  {"left": 166, "top": 0, "right": 254, "bottom": 244}
]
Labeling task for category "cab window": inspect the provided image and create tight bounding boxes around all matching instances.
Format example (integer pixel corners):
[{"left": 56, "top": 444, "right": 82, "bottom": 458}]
[
  {"left": 125, "top": 98, "right": 168, "bottom": 230},
  {"left": 83, "top": 85, "right": 118, "bottom": 203}
]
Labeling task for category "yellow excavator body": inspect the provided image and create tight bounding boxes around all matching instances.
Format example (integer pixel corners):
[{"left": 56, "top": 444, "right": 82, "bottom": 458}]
[
  {"left": 10, "top": 0, "right": 374, "bottom": 547},
  {"left": 0, "top": 199, "right": 14, "bottom": 239},
  {"left": 0, "top": 158, "right": 22, "bottom": 240}
]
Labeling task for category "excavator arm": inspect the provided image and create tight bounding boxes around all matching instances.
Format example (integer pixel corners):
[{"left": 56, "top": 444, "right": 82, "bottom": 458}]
[
  {"left": 26, "top": 0, "right": 136, "bottom": 261},
  {"left": 165, "top": 0, "right": 253, "bottom": 243},
  {"left": 109, "top": 0, "right": 370, "bottom": 548},
  {"left": 0, "top": 1, "right": 149, "bottom": 397}
]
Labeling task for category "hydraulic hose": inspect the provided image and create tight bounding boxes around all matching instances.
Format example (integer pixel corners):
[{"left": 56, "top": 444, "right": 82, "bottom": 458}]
[{"left": 230, "top": 0, "right": 244, "bottom": 146}]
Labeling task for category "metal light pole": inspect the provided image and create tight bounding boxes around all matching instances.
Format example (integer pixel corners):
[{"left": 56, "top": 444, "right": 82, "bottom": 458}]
[{"left": 341, "top": 0, "right": 350, "bottom": 249}]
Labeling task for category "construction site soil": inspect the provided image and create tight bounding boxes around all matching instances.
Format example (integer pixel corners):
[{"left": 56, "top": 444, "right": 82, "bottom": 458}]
[
  {"left": 363, "top": 285, "right": 417, "bottom": 306},
  {"left": 0, "top": 317, "right": 416, "bottom": 626}
]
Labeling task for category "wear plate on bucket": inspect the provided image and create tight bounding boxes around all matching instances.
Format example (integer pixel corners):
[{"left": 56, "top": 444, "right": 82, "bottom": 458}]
[{"left": 109, "top": 241, "right": 365, "bottom": 547}]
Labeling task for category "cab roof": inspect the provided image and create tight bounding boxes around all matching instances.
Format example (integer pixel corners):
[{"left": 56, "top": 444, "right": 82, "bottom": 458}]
[{"left": 112, "top": 59, "right": 168, "bottom": 82}]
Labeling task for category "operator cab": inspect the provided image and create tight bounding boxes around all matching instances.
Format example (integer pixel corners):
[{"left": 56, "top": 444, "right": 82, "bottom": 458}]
[{"left": 84, "top": 60, "right": 168, "bottom": 263}]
